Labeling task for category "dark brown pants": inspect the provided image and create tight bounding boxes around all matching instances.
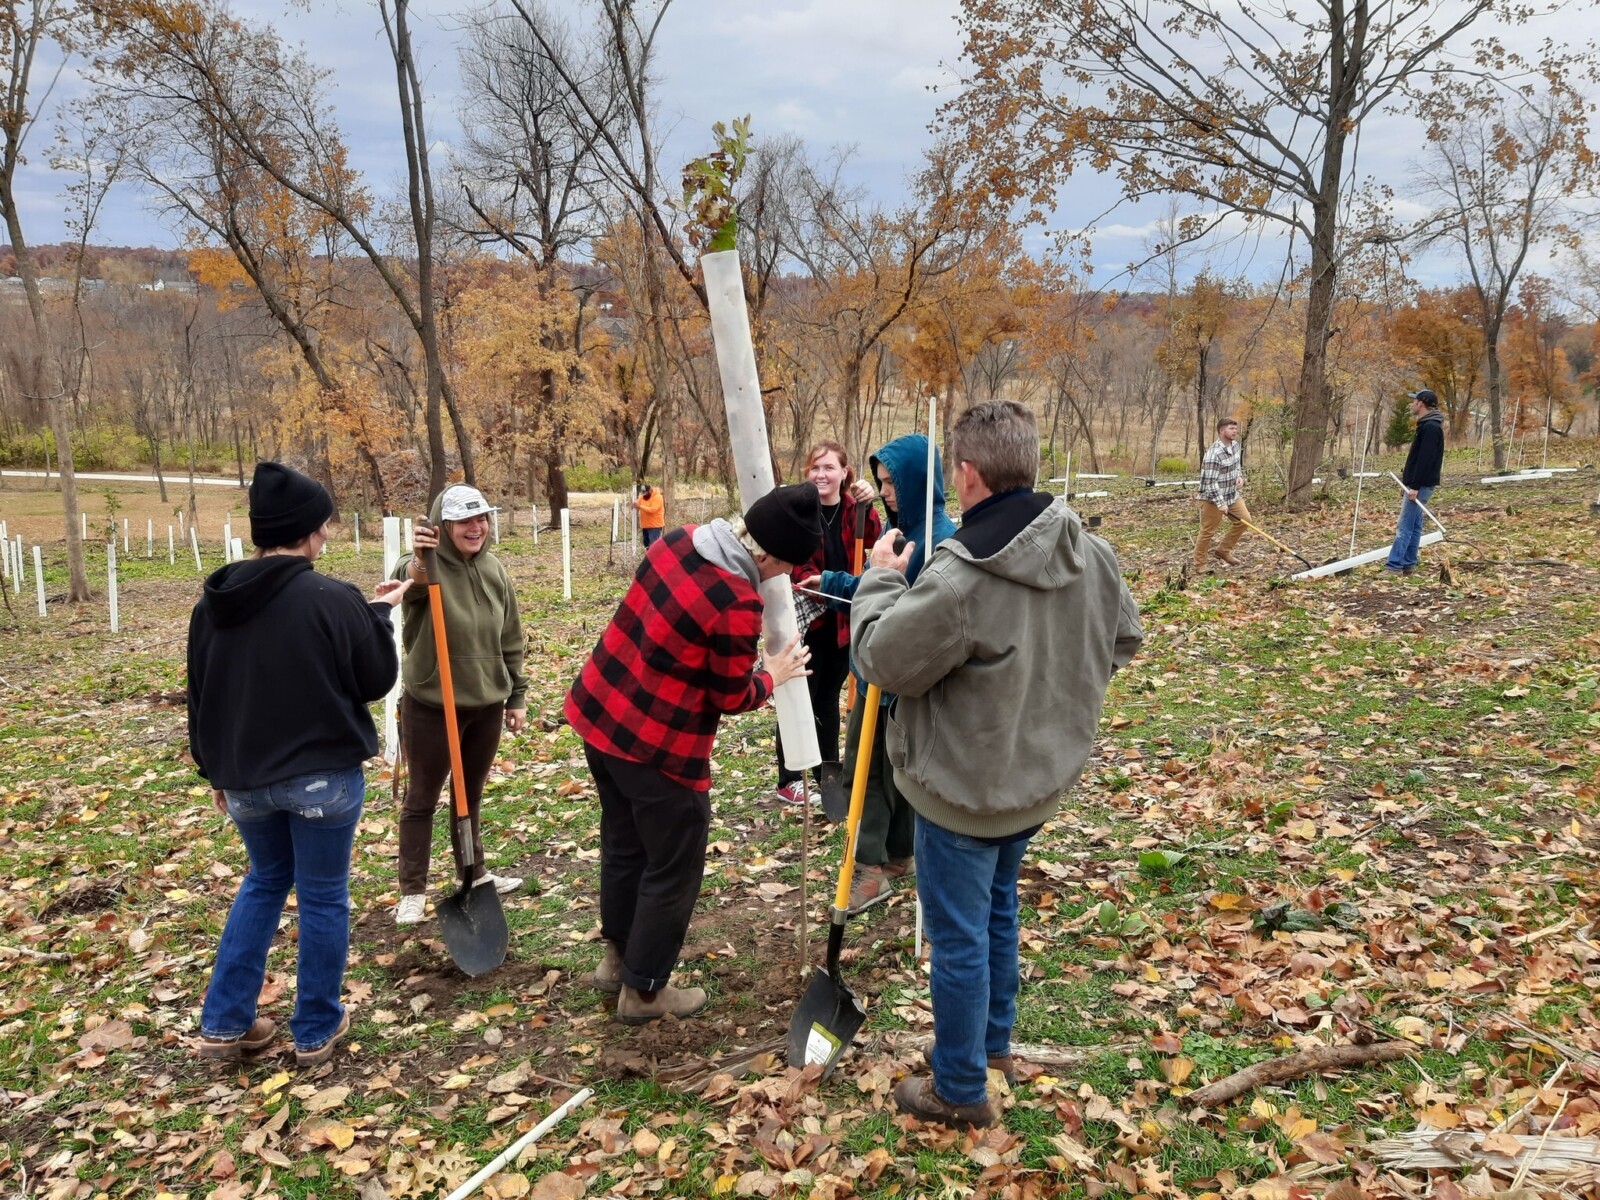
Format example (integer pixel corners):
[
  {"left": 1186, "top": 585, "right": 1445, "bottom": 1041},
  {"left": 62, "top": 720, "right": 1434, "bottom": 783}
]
[{"left": 398, "top": 693, "right": 504, "bottom": 895}]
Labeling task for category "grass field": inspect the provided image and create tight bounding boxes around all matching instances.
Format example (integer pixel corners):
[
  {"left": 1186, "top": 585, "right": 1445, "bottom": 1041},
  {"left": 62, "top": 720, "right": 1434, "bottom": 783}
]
[{"left": 2, "top": 448, "right": 1597, "bottom": 1200}]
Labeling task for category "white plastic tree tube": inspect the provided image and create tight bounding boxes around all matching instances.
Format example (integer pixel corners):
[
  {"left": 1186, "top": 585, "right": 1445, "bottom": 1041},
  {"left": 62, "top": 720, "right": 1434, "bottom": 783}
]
[
  {"left": 107, "top": 543, "right": 119, "bottom": 633},
  {"left": 560, "top": 507, "right": 572, "bottom": 600},
  {"left": 531, "top": 502, "right": 539, "bottom": 545},
  {"left": 491, "top": 508, "right": 500, "bottom": 544},
  {"left": 167, "top": 525, "right": 175, "bottom": 564},
  {"left": 146, "top": 518, "right": 153, "bottom": 558},
  {"left": 354, "top": 511, "right": 361, "bottom": 554},
  {"left": 223, "top": 518, "right": 231, "bottom": 556},
  {"left": 123, "top": 517, "right": 129, "bottom": 554},
  {"left": 702, "top": 248, "right": 820, "bottom": 773},
  {"left": 33, "top": 546, "right": 44, "bottom": 617},
  {"left": 382, "top": 517, "right": 404, "bottom": 761},
  {"left": 230, "top": 537, "right": 244, "bottom": 562},
  {"left": 190, "top": 527, "right": 202, "bottom": 571},
  {"left": 403, "top": 518, "right": 414, "bottom": 553}
]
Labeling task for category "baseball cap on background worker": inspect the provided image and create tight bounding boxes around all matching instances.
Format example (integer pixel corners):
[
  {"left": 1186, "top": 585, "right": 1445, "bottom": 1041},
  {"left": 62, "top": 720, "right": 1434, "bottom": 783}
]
[
  {"left": 438, "top": 485, "right": 498, "bottom": 521},
  {"left": 1408, "top": 388, "right": 1440, "bottom": 408},
  {"left": 248, "top": 461, "right": 334, "bottom": 548},
  {"left": 744, "top": 482, "right": 823, "bottom": 566}
]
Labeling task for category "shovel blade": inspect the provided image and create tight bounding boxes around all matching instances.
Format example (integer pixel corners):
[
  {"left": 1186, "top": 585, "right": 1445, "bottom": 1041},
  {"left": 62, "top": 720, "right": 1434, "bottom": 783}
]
[
  {"left": 787, "top": 966, "right": 865, "bottom": 1078},
  {"left": 436, "top": 880, "right": 509, "bottom": 977},
  {"left": 817, "top": 761, "right": 847, "bottom": 823}
]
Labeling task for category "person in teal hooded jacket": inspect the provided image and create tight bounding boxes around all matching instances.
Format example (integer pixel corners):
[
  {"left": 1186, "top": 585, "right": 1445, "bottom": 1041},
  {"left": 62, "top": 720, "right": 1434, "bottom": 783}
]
[{"left": 809, "top": 433, "right": 957, "bottom": 911}]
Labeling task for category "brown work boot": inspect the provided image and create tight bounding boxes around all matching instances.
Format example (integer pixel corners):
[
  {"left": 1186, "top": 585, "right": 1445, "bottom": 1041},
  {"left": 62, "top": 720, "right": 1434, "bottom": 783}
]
[
  {"left": 294, "top": 1010, "right": 350, "bottom": 1068},
  {"left": 847, "top": 864, "right": 894, "bottom": 914},
  {"left": 199, "top": 1017, "right": 276, "bottom": 1060},
  {"left": 988, "top": 1055, "right": 1017, "bottom": 1086},
  {"left": 592, "top": 940, "right": 622, "bottom": 994},
  {"left": 616, "top": 983, "right": 707, "bottom": 1025},
  {"left": 883, "top": 856, "right": 915, "bottom": 880},
  {"left": 1214, "top": 549, "right": 1239, "bottom": 566},
  {"left": 893, "top": 1074, "right": 996, "bottom": 1129}
]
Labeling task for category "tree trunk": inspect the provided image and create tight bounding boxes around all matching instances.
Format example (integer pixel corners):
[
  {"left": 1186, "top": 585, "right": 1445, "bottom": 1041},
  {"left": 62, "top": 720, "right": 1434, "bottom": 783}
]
[
  {"left": 1485, "top": 331, "right": 1507, "bottom": 470},
  {"left": 544, "top": 452, "right": 570, "bottom": 525}
]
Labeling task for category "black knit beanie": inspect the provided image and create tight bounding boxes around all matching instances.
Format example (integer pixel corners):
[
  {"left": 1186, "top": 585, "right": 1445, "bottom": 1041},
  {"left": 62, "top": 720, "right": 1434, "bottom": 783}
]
[
  {"left": 249, "top": 462, "right": 334, "bottom": 548},
  {"left": 745, "top": 482, "right": 822, "bottom": 566}
]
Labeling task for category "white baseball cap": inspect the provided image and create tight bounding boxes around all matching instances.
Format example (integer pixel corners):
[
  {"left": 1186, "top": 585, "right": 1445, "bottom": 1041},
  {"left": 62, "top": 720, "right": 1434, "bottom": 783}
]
[{"left": 438, "top": 485, "right": 497, "bottom": 521}]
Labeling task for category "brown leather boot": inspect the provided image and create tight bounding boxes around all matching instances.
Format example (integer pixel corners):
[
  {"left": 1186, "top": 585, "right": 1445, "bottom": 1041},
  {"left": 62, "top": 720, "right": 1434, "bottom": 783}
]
[
  {"left": 199, "top": 1017, "right": 276, "bottom": 1060},
  {"left": 893, "top": 1074, "right": 996, "bottom": 1128},
  {"left": 616, "top": 983, "right": 707, "bottom": 1025},
  {"left": 1214, "top": 549, "right": 1239, "bottom": 566},
  {"left": 592, "top": 941, "right": 622, "bottom": 994},
  {"left": 988, "top": 1055, "right": 1017, "bottom": 1086}
]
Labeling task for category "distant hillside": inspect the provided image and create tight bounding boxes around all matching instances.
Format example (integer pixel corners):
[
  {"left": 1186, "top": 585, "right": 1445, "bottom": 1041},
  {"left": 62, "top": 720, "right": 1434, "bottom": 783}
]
[{"left": 0, "top": 244, "right": 194, "bottom": 283}]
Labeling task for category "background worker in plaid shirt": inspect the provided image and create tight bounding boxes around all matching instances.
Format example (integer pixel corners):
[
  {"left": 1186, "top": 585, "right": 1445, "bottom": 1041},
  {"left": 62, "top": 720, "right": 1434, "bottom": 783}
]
[
  {"left": 1193, "top": 416, "right": 1250, "bottom": 570},
  {"left": 565, "top": 484, "right": 821, "bottom": 1024}
]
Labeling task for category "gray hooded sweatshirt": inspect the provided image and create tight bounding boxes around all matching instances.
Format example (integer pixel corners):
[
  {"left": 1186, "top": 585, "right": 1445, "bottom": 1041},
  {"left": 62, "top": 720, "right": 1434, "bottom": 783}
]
[{"left": 852, "top": 492, "right": 1143, "bottom": 838}]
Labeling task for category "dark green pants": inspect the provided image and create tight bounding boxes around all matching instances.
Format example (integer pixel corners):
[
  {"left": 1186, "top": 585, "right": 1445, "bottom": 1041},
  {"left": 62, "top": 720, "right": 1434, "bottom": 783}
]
[{"left": 844, "top": 694, "right": 914, "bottom": 866}]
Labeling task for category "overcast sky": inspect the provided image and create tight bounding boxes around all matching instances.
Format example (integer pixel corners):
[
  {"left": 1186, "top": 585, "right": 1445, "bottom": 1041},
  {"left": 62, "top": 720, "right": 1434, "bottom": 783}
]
[{"left": 10, "top": 0, "right": 1598, "bottom": 290}]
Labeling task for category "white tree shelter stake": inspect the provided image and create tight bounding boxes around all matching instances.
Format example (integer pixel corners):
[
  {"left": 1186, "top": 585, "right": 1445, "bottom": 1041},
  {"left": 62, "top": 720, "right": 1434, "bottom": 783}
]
[
  {"left": 702, "top": 248, "right": 821, "bottom": 773},
  {"left": 442, "top": 1087, "right": 593, "bottom": 1200},
  {"left": 189, "top": 527, "right": 202, "bottom": 572},
  {"left": 560, "top": 508, "right": 572, "bottom": 600},
  {"left": 33, "top": 546, "right": 45, "bottom": 617}
]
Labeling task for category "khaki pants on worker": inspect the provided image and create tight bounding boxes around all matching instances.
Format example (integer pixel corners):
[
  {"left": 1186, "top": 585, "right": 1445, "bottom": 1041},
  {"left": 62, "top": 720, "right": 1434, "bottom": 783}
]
[{"left": 1194, "top": 498, "right": 1251, "bottom": 567}]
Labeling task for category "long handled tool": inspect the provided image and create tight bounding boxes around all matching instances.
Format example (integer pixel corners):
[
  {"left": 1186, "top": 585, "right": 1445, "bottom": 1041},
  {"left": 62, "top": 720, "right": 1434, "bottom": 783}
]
[
  {"left": 1234, "top": 515, "right": 1315, "bottom": 570},
  {"left": 787, "top": 682, "right": 879, "bottom": 1077},
  {"left": 420, "top": 526, "right": 509, "bottom": 977},
  {"left": 1386, "top": 471, "right": 1448, "bottom": 535}
]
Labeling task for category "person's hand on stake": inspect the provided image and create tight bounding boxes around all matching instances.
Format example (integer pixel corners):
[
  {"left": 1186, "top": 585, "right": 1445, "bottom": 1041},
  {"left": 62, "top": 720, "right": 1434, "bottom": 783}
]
[
  {"left": 796, "top": 574, "right": 821, "bottom": 592},
  {"left": 505, "top": 708, "right": 527, "bottom": 734},
  {"left": 407, "top": 521, "right": 439, "bottom": 583},
  {"left": 767, "top": 636, "right": 812, "bottom": 688},
  {"left": 870, "top": 530, "right": 915, "bottom": 574},
  {"left": 373, "top": 578, "right": 412, "bottom": 607}
]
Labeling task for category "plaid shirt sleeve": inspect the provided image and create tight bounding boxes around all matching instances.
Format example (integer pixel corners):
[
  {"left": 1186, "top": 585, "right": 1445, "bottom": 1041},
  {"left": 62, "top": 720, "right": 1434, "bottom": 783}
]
[{"left": 565, "top": 528, "right": 771, "bottom": 790}]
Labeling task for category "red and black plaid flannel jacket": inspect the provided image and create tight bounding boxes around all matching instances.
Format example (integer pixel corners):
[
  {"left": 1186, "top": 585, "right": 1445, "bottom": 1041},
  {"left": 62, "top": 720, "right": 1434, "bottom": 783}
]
[{"left": 565, "top": 526, "right": 772, "bottom": 791}]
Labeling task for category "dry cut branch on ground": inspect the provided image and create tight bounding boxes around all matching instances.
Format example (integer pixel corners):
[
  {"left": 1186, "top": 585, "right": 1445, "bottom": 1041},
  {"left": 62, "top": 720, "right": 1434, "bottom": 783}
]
[{"left": 1187, "top": 1040, "right": 1413, "bottom": 1108}]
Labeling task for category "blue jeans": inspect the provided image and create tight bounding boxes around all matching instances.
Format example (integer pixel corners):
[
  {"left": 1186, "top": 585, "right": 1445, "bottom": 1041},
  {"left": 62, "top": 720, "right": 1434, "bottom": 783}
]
[
  {"left": 1385, "top": 486, "right": 1435, "bottom": 570},
  {"left": 914, "top": 813, "right": 1031, "bottom": 1106},
  {"left": 200, "top": 767, "right": 364, "bottom": 1050}
]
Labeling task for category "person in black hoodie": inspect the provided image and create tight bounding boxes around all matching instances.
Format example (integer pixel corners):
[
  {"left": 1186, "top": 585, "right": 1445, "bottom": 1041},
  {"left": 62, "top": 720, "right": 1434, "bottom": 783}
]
[
  {"left": 1384, "top": 388, "right": 1446, "bottom": 575},
  {"left": 188, "top": 462, "right": 409, "bottom": 1066}
]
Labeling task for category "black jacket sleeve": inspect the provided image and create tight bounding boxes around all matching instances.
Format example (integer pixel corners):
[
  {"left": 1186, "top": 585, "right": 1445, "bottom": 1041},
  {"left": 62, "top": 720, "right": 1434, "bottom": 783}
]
[
  {"left": 186, "top": 604, "right": 209, "bottom": 780},
  {"left": 345, "top": 592, "right": 402, "bottom": 703}
]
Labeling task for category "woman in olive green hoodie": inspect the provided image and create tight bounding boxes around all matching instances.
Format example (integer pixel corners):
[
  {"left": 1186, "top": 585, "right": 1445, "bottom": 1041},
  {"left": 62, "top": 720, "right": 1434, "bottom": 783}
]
[{"left": 391, "top": 485, "right": 529, "bottom": 925}]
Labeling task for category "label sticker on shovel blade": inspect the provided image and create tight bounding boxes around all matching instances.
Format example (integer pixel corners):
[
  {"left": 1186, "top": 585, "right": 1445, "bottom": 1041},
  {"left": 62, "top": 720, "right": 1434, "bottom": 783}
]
[{"left": 804, "top": 1023, "right": 842, "bottom": 1067}]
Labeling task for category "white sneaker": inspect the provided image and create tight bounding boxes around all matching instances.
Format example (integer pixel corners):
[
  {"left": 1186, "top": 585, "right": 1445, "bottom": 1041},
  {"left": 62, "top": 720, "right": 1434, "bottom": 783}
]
[
  {"left": 487, "top": 873, "right": 523, "bottom": 895},
  {"left": 394, "top": 894, "right": 426, "bottom": 925}
]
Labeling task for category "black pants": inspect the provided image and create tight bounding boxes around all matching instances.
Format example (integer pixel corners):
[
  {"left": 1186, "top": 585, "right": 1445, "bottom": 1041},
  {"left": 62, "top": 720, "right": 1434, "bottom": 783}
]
[
  {"left": 776, "top": 620, "right": 852, "bottom": 786},
  {"left": 847, "top": 694, "right": 913, "bottom": 866},
  {"left": 587, "top": 744, "right": 710, "bottom": 992},
  {"left": 398, "top": 694, "right": 503, "bottom": 893}
]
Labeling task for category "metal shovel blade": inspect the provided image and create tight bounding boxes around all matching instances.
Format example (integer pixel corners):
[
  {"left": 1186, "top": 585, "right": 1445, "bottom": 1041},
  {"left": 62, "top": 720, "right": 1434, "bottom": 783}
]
[
  {"left": 436, "top": 879, "right": 509, "bottom": 977},
  {"left": 786, "top": 964, "right": 866, "bottom": 1078},
  {"left": 817, "top": 761, "right": 847, "bottom": 823}
]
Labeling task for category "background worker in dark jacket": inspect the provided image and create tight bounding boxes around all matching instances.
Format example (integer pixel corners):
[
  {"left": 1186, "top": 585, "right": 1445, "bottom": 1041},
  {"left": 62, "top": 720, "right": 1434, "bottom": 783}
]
[
  {"left": 854, "top": 402, "right": 1143, "bottom": 1129},
  {"left": 392, "top": 485, "right": 528, "bottom": 925},
  {"left": 1385, "top": 388, "right": 1446, "bottom": 575},
  {"left": 188, "top": 462, "right": 408, "bottom": 1067},
  {"left": 566, "top": 484, "right": 819, "bottom": 1025}
]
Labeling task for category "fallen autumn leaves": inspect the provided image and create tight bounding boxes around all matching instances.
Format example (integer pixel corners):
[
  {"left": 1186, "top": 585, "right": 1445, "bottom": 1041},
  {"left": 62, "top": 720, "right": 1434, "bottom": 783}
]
[{"left": 1, "top": 469, "right": 1598, "bottom": 1199}]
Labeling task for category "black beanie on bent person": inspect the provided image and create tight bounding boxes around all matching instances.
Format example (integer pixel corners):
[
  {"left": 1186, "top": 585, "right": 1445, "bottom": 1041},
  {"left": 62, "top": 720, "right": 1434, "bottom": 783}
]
[
  {"left": 249, "top": 462, "right": 335, "bottom": 548},
  {"left": 745, "top": 482, "right": 823, "bottom": 567}
]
